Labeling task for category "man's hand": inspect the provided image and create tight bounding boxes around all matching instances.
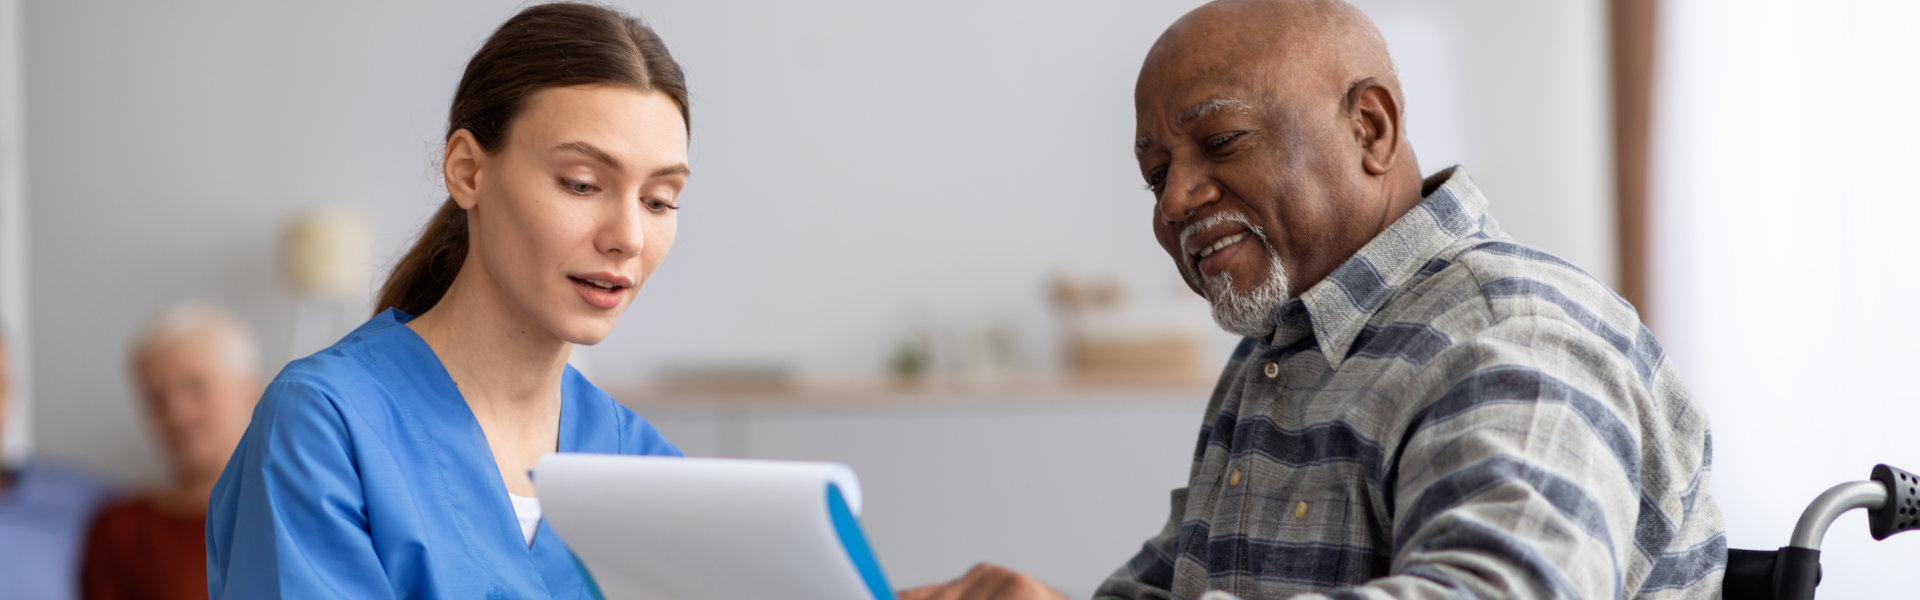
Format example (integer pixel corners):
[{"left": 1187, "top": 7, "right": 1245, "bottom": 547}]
[{"left": 896, "top": 563, "right": 1068, "bottom": 600}]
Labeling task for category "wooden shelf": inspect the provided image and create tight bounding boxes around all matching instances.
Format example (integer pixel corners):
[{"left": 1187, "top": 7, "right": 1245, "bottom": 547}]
[{"left": 608, "top": 373, "right": 1215, "bottom": 409}]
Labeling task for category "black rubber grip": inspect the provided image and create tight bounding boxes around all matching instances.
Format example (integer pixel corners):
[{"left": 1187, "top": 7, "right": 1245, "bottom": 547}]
[{"left": 1869, "top": 464, "right": 1920, "bottom": 540}]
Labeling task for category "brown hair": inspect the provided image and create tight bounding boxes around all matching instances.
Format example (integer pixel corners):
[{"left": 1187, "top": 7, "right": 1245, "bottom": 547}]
[{"left": 375, "top": 2, "right": 689, "bottom": 317}]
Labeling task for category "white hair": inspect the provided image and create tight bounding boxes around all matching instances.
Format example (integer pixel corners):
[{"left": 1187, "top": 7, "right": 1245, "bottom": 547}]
[
  {"left": 1180, "top": 212, "right": 1293, "bottom": 338},
  {"left": 131, "top": 301, "right": 261, "bottom": 376}
]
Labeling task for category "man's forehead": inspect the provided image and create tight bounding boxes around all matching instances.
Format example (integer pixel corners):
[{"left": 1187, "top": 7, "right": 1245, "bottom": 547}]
[
  {"left": 1133, "top": 1, "right": 1342, "bottom": 119},
  {"left": 1135, "top": 42, "right": 1286, "bottom": 122}
]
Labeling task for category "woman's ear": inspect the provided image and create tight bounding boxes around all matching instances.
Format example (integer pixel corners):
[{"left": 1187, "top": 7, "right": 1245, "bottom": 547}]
[{"left": 444, "top": 129, "right": 486, "bottom": 210}]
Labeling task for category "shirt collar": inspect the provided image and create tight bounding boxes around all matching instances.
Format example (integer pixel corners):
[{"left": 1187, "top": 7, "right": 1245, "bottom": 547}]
[{"left": 1269, "top": 166, "right": 1492, "bottom": 367}]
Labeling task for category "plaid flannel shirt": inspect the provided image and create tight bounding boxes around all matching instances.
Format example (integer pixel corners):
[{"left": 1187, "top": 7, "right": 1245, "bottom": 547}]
[{"left": 1096, "top": 167, "right": 1724, "bottom": 600}]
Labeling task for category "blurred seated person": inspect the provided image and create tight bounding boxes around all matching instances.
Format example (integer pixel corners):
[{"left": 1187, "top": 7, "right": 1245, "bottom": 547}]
[
  {"left": 0, "top": 326, "right": 113, "bottom": 600},
  {"left": 80, "top": 302, "right": 261, "bottom": 600}
]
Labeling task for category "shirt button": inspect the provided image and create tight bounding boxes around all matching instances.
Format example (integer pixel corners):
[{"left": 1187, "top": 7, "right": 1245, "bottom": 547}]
[
  {"left": 1263, "top": 361, "right": 1279, "bottom": 378},
  {"left": 1228, "top": 469, "right": 1242, "bottom": 487},
  {"left": 1295, "top": 501, "right": 1310, "bottom": 519}
]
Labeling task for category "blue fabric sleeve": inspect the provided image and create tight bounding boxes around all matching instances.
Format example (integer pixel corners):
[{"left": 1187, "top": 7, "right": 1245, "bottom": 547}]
[{"left": 207, "top": 377, "right": 397, "bottom": 599}]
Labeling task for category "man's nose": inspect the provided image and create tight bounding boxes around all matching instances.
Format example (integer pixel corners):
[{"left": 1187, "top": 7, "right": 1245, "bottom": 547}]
[
  {"left": 158, "top": 394, "right": 197, "bottom": 427},
  {"left": 598, "top": 198, "right": 646, "bottom": 259},
  {"left": 1157, "top": 166, "right": 1221, "bottom": 224}
]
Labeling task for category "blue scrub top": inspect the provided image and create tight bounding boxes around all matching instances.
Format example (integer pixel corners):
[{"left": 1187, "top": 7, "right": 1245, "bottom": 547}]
[{"left": 206, "top": 308, "right": 681, "bottom": 599}]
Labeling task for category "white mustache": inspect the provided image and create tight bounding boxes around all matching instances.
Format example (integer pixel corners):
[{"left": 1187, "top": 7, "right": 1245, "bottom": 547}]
[{"left": 1179, "top": 212, "right": 1268, "bottom": 259}]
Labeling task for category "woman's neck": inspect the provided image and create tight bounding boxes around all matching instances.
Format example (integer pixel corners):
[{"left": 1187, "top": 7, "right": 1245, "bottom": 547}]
[
  {"left": 406, "top": 270, "right": 570, "bottom": 425},
  {"left": 405, "top": 263, "right": 569, "bottom": 497}
]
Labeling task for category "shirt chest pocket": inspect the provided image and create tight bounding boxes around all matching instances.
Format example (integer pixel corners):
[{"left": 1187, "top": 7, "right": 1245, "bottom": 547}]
[
  {"left": 1249, "top": 490, "right": 1361, "bottom": 586},
  {"left": 1208, "top": 472, "right": 1381, "bottom": 595}
]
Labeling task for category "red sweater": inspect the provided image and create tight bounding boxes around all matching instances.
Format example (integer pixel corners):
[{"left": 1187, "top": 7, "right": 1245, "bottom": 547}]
[{"left": 80, "top": 497, "right": 208, "bottom": 600}]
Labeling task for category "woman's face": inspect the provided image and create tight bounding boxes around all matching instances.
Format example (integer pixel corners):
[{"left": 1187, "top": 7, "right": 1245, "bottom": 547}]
[{"left": 453, "top": 84, "right": 689, "bottom": 345}]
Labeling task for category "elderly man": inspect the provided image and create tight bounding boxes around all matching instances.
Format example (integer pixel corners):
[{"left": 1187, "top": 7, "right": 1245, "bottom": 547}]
[
  {"left": 901, "top": 1, "right": 1723, "bottom": 599},
  {"left": 0, "top": 329, "right": 113, "bottom": 600},
  {"left": 80, "top": 302, "right": 262, "bottom": 600}
]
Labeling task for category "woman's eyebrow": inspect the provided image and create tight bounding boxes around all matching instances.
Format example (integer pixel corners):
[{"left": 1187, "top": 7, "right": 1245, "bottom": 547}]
[
  {"left": 550, "top": 141, "right": 623, "bottom": 173},
  {"left": 552, "top": 141, "right": 689, "bottom": 179},
  {"left": 649, "top": 164, "right": 690, "bottom": 179}
]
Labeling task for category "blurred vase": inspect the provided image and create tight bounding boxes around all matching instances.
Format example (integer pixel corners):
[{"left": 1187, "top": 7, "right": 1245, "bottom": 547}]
[
  {"left": 280, "top": 208, "right": 372, "bottom": 358},
  {"left": 281, "top": 208, "right": 372, "bottom": 299}
]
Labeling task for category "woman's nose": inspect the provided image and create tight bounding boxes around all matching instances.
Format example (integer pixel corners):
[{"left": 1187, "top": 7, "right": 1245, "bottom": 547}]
[{"left": 597, "top": 198, "right": 646, "bottom": 258}]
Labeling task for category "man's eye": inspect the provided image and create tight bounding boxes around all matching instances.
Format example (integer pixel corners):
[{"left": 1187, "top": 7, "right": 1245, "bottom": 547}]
[
  {"left": 1204, "top": 132, "right": 1246, "bottom": 152},
  {"left": 1144, "top": 170, "right": 1167, "bottom": 194},
  {"left": 561, "top": 179, "right": 596, "bottom": 195}
]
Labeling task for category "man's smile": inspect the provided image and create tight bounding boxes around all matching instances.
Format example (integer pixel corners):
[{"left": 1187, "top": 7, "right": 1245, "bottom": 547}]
[
  {"left": 1182, "top": 216, "right": 1259, "bottom": 278},
  {"left": 1194, "top": 231, "right": 1252, "bottom": 277}
]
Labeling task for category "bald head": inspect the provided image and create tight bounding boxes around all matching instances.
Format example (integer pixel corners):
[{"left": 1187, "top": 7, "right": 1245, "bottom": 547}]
[
  {"left": 1135, "top": 0, "right": 1423, "bottom": 337},
  {"left": 1137, "top": 0, "right": 1411, "bottom": 171},
  {"left": 1145, "top": 0, "right": 1400, "bottom": 108}
]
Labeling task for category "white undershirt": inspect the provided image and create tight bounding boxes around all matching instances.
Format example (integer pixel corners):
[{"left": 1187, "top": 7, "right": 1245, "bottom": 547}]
[{"left": 508, "top": 492, "right": 542, "bottom": 546}]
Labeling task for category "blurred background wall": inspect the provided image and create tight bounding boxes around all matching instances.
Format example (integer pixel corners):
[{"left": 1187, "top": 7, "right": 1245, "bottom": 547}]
[
  {"left": 3, "top": 0, "right": 1625, "bottom": 594},
  {"left": 10, "top": 0, "right": 1613, "bottom": 482},
  {"left": 1649, "top": 1, "right": 1920, "bottom": 597},
  {"left": 0, "top": 0, "right": 25, "bottom": 464}
]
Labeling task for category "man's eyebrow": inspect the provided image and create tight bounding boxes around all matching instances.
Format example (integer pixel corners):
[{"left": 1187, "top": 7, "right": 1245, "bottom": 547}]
[
  {"left": 551, "top": 141, "right": 623, "bottom": 172},
  {"left": 1176, "top": 97, "right": 1253, "bottom": 127},
  {"left": 1137, "top": 97, "right": 1255, "bottom": 158}
]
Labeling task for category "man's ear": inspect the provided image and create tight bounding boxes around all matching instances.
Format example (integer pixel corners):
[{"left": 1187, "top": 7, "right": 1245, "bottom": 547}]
[
  {"left": 444, "top": 129, "right": 486, "bottom": 210},
  {"left": 1345, "top": 78, "right": 1402, "bottom": 176}
]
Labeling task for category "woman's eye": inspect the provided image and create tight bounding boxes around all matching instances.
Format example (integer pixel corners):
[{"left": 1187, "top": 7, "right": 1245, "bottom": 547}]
[
  {"left": 643, "top": 197, "right": 678, "bottom": 213},
  {"left": 1204, "top": 132, "right": 1245, "bottom": 152},
  {"left": 560, "top": 179, "right": 597, "bottom": 195}
]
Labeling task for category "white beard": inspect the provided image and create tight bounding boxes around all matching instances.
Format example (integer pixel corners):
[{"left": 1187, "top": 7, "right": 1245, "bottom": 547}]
[{"left": 1199, "top": 227, "right": 1291, "bottom": 338}]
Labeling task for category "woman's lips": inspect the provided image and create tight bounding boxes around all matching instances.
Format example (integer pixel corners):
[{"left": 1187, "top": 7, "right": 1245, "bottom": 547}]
[{"left": 569, "top": 276, "right": 625, "bottom": 310}]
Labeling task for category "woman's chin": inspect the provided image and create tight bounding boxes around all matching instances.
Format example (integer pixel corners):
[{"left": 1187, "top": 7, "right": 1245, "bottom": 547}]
[
  {"left": 553, "top": 315, "right": 620, "bottom": 346},
  {"left": 567, "top": 333, "right": 611, "bottom": 346}
]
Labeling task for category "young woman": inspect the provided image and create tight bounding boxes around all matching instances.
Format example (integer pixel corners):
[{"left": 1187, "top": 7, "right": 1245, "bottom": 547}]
[{"left": 206, "top": 4, "right": 690, "bottom": 598}]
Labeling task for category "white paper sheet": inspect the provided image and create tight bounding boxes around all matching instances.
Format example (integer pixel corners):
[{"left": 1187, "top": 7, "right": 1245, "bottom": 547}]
[{"left": 535, "top": 453, "right": 893, "bottom": 600}]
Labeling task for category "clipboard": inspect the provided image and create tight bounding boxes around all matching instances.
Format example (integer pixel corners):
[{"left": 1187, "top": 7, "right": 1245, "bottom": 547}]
[{"left": 536, "top": 454, "right": 896, "bottom": 600}]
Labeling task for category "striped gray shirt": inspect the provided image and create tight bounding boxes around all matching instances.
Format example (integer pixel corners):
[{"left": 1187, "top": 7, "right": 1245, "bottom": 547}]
[{"left": 1096, "top": 167, "right": 1724, "bottom": 600}]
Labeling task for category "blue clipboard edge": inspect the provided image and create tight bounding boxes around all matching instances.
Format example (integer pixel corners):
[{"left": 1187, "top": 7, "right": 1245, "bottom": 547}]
[{"left": 828, "top": 482, "right": 897, "bottom": 600}]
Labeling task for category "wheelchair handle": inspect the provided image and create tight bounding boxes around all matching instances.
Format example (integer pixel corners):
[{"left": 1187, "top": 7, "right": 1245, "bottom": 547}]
[
  {"left": 1725, "top": 464, "right": 1919, "bottom": 600},
  {"left": 1789, "top": 481, "right": 1885, "bottom": 550},
  {"left": 1786, "top": 464, "right": 1920, "bottom": 550}
]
